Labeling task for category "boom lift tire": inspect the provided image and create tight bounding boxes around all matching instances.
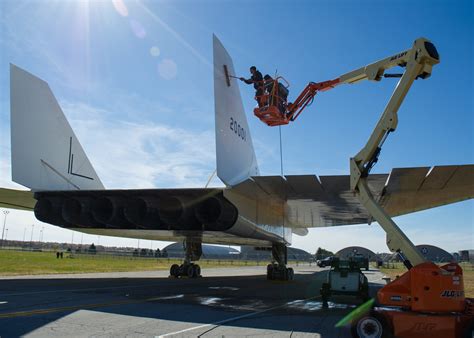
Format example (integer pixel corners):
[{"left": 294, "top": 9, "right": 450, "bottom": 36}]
[
  {"left": 463, "top": 321, "right": 474, "bottom": 338},
  {"left": 351, "top": 311, "right": 394, "bottom": 338}
]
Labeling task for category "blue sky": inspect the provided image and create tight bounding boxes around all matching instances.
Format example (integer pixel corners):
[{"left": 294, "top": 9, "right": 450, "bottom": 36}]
[{"left": 0, "top": 0, "right": 472, "bottom": 253}]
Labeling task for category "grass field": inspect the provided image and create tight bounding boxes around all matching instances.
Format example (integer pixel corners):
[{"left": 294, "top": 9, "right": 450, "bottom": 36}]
[
  {"left": 0, "top": 250, "right": 267, "bottom": 276},
  {"left": 380, "top": 262, "right": 474, "bottom": 298}
]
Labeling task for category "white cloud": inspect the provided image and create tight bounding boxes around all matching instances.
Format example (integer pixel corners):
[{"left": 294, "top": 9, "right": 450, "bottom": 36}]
[{"left": 60, "top": 100, "right": 218, "bottom": 189}]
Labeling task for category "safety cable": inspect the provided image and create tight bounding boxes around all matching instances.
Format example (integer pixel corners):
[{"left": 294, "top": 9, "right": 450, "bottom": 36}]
[{"left": 279, "top": 125, "right": 284, "bottom": 176}]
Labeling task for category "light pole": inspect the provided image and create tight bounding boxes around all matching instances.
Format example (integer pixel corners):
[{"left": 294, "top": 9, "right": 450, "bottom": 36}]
[
  {"left": 23, "top": 227, "right": 26, "bottom": 242},
  {"left": 30, "top": 224, "right": 35, "bottom": 248},
  {"left": 4, "top": 229, "right": 8, "bottom": 242},
  {"left": 41, "top": 227, "right": 44, "bottom": 242},
  {"left": 1, "top": 210, "right": 10, "bottom": 248}
]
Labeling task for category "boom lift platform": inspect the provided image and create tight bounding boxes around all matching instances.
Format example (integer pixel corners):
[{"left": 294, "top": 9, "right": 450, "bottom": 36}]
[
  {"left": 253, "top": 38, "right": 473, "bottom": 337},
  {"left": 254, "top": 77, "right": 340, "bottom": 126}
]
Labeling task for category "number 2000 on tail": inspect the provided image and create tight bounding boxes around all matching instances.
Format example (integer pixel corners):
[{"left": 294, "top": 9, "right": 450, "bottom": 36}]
[{"left": 230, "top": 117, "right": 246, "bottom": 141}]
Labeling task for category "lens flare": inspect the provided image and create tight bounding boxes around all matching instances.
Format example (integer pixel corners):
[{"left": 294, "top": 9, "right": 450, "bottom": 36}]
[
  {"left": 150, "top": 46, "right": 160, "bottom": 57},
  {"left": 130, "top": 19, "right": 146, "bottom": 39},
  {"left": 158, "top": 59, "right": 177, "bottom": 80},
  {"left": 112, "top": 0, "right": 128, "bottom": 17}
]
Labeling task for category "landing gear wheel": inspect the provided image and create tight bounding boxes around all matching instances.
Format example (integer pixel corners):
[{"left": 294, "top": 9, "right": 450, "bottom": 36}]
[
  {"left": 267, "top": 265, "right": 293, "bottom": 281},
  {"left": 351, "top": 311, "right": 393, "bottom": 338},
  {"left": 287, "top": 267, "right": 294, "bottom": 280},
  {"left": 186, "top": 264, "right": 196, "bottom": 278},
  {"left": 266, "top": 264, "right": 274, "bottom": 280},
  {"left": 170, "top": 264, "right": 180, "bottom": 277},
  {"left": 271, "top": 267, "right": 278, "bottom": 280},
  {"left": 194, "top": 264, "right": 201, "bottom": 278},
  {"left": 282, "top": 267, "right": 288, "bottom": 281}
]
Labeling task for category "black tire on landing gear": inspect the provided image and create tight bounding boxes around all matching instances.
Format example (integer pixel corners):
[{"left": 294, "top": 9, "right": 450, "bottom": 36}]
[
  {"left": 267, "top": 264, "right": 274, "bottom": 280},
  {"left": 271, "top": 267, "right": 279, "bottom": 280},
  {"left": 351, "top": 311, "right": 393, "bottom": 338},
  {"left": 170, "top": 264, "right": 180, "bottom": 277},
  {"left": 194, "top": 264, "right": 201, "bottom": 278},
  {"left": 186, "top": 264, "right": 195, "bottom": 278},
  {"left": 287, "top": 267, "right": 294, "bottom": 280},
  {"left": 281, "top": 267, "right": 288, "bottom": 281}
]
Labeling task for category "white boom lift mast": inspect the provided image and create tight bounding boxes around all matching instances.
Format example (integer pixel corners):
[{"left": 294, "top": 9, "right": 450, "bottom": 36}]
[{"left": 343, "top": 38, "right": 440, "bottom": 268}]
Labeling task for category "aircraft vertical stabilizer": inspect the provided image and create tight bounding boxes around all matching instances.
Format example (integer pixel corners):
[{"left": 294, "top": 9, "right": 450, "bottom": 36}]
[
  {"left": 10, "top": 64, "right": 104, "bottom": 191},
  {"left": 213, "top": 35, "right": 259, "bottom": 186}
]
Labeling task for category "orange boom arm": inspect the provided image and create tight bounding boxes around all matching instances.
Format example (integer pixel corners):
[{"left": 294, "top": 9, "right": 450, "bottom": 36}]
[{"left": 286, "top": 78, "right": 340, "bottom": 122}]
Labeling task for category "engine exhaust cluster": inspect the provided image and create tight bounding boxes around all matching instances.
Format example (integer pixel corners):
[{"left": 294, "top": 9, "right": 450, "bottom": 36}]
[{"left": 34, "top": 192, "right": 238, "bottom": 232}]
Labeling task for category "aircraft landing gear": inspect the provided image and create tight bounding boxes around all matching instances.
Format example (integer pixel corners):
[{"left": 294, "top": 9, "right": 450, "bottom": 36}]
[
  {"left": 169, "top": 240, "right": 202, "bottom": 278},
  {"left": 266, "top": 243, "right": 294, "bottom": 281},
  {"left": 170, "top": 262, "right": 201, "bottom": 278}
]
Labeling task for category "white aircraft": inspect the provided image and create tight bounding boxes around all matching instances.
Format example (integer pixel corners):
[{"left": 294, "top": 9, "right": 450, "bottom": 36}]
[{"left": 1, "top": 36, "right": 472, "bottom": 280}]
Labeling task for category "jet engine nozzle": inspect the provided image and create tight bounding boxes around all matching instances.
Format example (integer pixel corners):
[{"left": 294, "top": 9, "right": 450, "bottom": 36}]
[
  {"left": 62, "top": 197, "right": 102, "bottom": 227},
  {"left": 91, "top": 197, "right": 132, "bottom": 228},
  {"left": 195, "top": 196, "right": 238, "bottom": 231},
  {"left": 158, "top": 196, "right": 201, "bottom": 230},
  {"left": 123, "top": 197, "right": 161, "bottom": 229},
  {"left": 34, "top": 197, "right": 71, "bottom": 227}
]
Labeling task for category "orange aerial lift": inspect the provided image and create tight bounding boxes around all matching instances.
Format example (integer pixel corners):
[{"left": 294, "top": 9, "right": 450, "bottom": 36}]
[
  {"left": 252, "top": 38, "right": 474, "bottom": 337},
  {"left": 254, "top": 77, "right": 340, "bottom": 126}
]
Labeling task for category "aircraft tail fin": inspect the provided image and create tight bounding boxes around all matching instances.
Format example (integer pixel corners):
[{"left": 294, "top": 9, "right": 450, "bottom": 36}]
[
  {"left": 10, "top": 64, "right": 104, "bottom": 191},
  {"left": 213, "top": 35, "right": 259, "bottom": 186}
]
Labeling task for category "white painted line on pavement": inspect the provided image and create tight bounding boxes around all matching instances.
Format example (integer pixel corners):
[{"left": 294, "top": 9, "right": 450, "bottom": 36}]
[{"left": 157, "top": 295, "right": 321, "bottom": 337}]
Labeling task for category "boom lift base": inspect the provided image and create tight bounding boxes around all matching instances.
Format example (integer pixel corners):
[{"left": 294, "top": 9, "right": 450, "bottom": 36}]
[{"left": 352, "top": 262, "right": 474, "bottom": 337}]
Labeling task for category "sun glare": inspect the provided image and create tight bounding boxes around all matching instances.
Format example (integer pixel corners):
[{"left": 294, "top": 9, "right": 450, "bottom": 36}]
[{"left": 112, "top": 0, "right": 129, "bottom": 17}]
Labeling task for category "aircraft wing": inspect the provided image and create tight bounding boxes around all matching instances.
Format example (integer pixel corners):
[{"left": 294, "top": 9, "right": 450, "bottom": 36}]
[
  {"left": 0, "top": 164, "right": 471, "bottom": 245},
  {"left": 232, "top": 164, "right": 474, "bottom": 228}
]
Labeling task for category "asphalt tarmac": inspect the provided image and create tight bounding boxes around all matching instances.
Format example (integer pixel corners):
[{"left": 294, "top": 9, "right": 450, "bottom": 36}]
[{"left": 0, "top": 265, "right": 385, "bottom": 337}]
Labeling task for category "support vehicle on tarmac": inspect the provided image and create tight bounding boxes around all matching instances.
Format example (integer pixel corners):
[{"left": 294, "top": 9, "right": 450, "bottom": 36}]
[{"left": 320, "top": 258, "right": 369, "bottom": 307}]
